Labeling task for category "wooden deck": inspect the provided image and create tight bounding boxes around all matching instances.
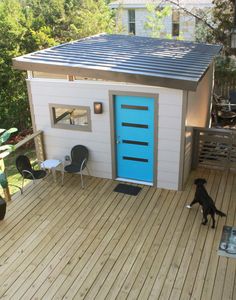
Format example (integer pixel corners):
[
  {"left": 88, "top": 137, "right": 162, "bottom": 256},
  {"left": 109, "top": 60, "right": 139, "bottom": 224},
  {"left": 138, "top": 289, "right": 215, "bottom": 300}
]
[{"left": 0, "top": 168, "right": 236, "bottom": 300}]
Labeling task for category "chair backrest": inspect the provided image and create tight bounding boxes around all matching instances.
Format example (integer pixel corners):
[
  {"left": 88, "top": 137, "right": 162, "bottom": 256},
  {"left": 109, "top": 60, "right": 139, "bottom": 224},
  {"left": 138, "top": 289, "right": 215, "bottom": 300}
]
[
  {"left": 71, "top": 145, "right": 89, "bottom": 170},
  {"left": 16, "top": 155, "right": 33, "bottom": 175}
]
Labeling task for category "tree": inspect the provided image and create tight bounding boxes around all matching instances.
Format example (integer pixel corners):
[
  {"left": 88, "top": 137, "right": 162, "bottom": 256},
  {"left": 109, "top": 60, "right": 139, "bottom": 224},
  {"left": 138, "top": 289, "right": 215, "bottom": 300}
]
[
  {"left": 0, "top": 0, "right": 30, "bottom": 131},
  {"left": 144, "top": 3, "right": 172, "bottom": 38},
  {"left": 168, "top": 0, "right": 235, "bottom": 54},
  {"left": 71, "top": 0, "right": 115, "bottom": 38},
  {"left": 0, "top": 0, "right": 116, "bottom": 132}
]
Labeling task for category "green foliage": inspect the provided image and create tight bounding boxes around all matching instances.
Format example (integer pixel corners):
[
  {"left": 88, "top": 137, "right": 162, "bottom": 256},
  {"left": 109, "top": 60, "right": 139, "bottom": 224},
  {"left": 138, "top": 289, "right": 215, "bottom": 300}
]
[
  {"left": 195, "top": 0, "right": 234, "bottom": 54},
  {"left": 0, "top": 0, "right": 115, "bottom": 132},
  {"left": 0, "top": 172, "right": 8, "bottom": 189},
  {"left": 144, "top": 4, "right": 172, "bottom": 38},
  {"left": 0, "top": 128, "right": 17, "bottom": 145},
  {"left": 0, "top": 127, "right": 18, "bottom": 189},
  {"left": 0, "top": 128, "right": 18, "bottom": 158},
  {"left": 215, "top": 55, "right": 236, "bottom": 77},
  {"left": 195, "top": 8, "right": 215, "bottom": 43},
  {"left": 212, "top": 0, "right": 234, "bottom": 49},
  {"left": 71, "top": 0, "right": 115, "bottom": 38},
  {"left": 0, "top": 0, "right": 30, "bottom": 131}
]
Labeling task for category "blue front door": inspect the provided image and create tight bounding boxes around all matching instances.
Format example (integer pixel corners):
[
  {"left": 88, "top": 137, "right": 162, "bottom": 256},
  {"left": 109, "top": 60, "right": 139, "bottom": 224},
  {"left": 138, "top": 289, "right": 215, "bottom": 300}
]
[{"left": 115, "top": 95, "right": 155, "bottom": 183}]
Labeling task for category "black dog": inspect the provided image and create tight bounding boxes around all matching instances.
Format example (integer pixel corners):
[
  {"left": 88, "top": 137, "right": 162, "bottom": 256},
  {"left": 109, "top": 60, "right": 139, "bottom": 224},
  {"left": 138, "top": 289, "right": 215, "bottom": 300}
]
[{"left": 186, "top": 178, "right": 226, "bottom": 228}]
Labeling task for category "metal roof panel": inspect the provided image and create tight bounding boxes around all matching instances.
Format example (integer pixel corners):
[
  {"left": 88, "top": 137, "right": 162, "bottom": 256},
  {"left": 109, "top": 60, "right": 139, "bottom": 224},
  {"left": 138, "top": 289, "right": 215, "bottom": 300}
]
[{"left": 13, "top": 34, "right": 222, "bottom": 91}]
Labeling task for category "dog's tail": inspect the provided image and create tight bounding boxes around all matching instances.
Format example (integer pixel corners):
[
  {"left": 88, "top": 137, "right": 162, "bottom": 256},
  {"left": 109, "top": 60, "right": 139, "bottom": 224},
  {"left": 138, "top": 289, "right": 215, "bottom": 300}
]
[{"left": 215, "top": 209, "right": 226, "bottom": 217}]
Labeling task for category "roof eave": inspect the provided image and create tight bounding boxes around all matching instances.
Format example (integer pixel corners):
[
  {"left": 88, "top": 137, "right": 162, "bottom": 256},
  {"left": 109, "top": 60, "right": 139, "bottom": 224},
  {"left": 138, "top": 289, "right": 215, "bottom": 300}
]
[{"left": 12, "top": 58, "right": 198, "bottom": 91}]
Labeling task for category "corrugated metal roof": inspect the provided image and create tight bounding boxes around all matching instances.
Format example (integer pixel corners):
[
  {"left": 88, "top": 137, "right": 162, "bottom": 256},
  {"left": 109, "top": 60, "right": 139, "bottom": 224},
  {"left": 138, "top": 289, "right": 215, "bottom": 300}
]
[{"left": 13, "top": 34, "right": 221, "bottom": 91}]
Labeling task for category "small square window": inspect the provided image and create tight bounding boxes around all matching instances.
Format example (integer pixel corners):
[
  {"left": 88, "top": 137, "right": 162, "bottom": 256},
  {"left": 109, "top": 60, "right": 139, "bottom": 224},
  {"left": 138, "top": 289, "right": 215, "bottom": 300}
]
[{"left": 49, "top": 104, "right": 91, "bottom": 131}]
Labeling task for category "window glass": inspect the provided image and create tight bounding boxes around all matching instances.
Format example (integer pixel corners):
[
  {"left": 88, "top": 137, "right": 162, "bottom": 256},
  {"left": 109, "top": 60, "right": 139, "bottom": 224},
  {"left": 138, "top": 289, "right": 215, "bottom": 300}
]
[
  {"left": 172, "top": 23, "right": 180, "bottom": 37},
  {"left": 50, "top": 104, "right": 91, "bottom": 131},
  {"left": 172, "top": 10, "right": 180, "bottom": 37},
  {"left": 128, "top": 9, "right": 135, "bottom": 35},
  {"left": 32, "top": 72, "right": 67, "bottom": 79}
]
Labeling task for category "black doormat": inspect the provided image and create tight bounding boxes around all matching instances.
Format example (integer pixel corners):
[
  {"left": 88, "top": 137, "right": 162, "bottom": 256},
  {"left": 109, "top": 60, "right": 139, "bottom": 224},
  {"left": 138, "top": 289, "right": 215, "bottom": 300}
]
[{"left": 113, "top": 183, "right": 142, "bottom": 196}]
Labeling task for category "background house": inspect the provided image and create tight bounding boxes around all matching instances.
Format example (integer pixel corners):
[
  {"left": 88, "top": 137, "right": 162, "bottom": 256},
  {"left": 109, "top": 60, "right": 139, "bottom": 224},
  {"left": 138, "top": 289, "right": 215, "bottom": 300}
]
[
  {"left": 110, "top": 0, "right": 213, "bottom": 41},
  {"left": 13, "top": 34, "right": 220, "bottom": 190}
]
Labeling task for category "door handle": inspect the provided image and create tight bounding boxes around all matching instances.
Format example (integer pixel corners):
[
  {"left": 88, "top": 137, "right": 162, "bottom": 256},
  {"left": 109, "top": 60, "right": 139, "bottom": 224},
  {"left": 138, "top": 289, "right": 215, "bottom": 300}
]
[{"left": 116, "top": 136, "right": 121, "bottom": 144}]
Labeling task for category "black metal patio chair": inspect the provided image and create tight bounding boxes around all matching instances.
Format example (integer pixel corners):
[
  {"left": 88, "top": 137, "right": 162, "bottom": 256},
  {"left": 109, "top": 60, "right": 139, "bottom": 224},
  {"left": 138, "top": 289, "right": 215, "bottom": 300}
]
[
  {"left": 64, "top": 145, "right": 90, "bottom": 188},
  {"left": 16, "top": 155, "right": 47, "bottom": 192}
]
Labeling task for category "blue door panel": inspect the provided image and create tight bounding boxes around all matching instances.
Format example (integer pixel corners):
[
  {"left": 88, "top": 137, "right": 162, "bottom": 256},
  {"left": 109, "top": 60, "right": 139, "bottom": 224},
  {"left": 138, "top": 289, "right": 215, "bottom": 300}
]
[
  {"left": 115, "top": 95, "right": 155, "bottom": 183},
  {"left": 119, "top": 144, "right": 152, "bottom": 158},
  {"left": 117, "top": 161, "right": 153, "bottom": 182},
  {"left": 117, "top": 111, "right": 152, "bottom": 123},
  {"left": 118, "top": 129, "right": 153, "bottom": 142}
]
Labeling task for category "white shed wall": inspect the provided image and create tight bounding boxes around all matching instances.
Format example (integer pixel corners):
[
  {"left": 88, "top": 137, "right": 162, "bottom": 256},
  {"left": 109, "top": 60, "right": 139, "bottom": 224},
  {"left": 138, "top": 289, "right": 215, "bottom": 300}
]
[
  {"left": 186, "top": 64, "right": 213, "bottom": 128},
  {"left": 28, "top": 79, "right": 184, "bottom": 190},
  {"left": 183, "top": 65, "right": 213, "bottom": 186}
]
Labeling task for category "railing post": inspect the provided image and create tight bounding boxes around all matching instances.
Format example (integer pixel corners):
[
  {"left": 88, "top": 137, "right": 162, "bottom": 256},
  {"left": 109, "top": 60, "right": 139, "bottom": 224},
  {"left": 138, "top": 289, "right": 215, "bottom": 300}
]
[
  {"left": 191, "top": 128, "right": 200, "bottom": 170},
  {"left": 228, "top": 130, "right": 236, "bottom": 171},
  {"left": 35, "top": 131, "right": 45, "bottom": 162}
]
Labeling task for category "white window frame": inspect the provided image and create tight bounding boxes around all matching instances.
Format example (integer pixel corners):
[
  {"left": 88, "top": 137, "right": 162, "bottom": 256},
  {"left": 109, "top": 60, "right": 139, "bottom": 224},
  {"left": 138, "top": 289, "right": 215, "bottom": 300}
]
[{"left": 49, "top": 103, "right": 92, "bottom": 131}]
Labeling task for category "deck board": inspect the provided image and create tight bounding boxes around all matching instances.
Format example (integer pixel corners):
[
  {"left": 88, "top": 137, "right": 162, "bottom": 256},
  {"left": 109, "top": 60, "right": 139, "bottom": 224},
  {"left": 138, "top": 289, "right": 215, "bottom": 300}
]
[{"left": 0, "top": 169, "right": 235, "bottom": 299}]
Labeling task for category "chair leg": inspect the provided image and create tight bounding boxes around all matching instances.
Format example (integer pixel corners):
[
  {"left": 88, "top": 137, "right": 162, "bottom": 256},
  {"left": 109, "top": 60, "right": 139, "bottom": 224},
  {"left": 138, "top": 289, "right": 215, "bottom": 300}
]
[
  {"left": 22, "top": 177, "right": 24, "bottom": 193},
  {"left": 86, "top": 166, "right": 91, "bottom": 177},
  {"left": 80, "top": 172, "right": 84, "bottom": 189}
]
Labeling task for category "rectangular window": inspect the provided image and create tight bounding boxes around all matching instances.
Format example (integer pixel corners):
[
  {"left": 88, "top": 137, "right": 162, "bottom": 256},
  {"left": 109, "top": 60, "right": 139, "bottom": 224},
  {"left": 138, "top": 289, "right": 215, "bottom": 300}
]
[
  {"left": 32, "top": 71, "right": 67, "bottom": 79},
  {"left": 172, "top": 10, "right": 180, "bottom": 37},
  {"left": 49, "top": 104, "right": 91, "bottom": 131},
  {"left": 128, "top": 9, "right": 135, "bottom": 35}
]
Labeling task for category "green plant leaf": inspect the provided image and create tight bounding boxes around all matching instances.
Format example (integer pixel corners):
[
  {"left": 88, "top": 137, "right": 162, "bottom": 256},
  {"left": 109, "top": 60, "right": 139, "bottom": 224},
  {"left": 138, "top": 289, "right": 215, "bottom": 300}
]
[
  {"left": 0, "top": 128, "right": 17, "bottom": 144},
  {"left": 7, "top": 128, "right": 18, "bottom": 134},
  {"left": 0, "top": 145, "right": 14, "bottom": 152}
]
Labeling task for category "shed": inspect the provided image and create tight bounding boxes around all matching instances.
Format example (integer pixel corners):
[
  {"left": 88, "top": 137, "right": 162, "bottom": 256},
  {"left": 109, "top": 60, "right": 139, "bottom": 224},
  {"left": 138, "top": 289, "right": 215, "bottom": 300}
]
[{"left": 13, "top": 34, "right": 221, "bottom": 190}]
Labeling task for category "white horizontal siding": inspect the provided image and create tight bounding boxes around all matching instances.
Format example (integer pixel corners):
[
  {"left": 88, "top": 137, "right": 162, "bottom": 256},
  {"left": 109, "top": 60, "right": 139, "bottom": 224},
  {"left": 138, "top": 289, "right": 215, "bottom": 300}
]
[
  {"left": 183, "top": 127, "right": 193, "bottom": 186},
  {"left": 186, "top": 64, "right": 213, "bottom": 127},
  {"left": 29, "top": 79, "right": 183, "bottom": 190}
]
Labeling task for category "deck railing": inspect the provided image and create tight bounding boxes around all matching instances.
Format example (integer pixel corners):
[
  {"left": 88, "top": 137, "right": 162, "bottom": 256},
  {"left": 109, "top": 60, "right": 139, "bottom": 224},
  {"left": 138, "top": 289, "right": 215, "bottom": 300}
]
[
  {"left": 192, "top": 127, "right": 236, "bottom": 171},
  {"left": 14, "top": 130, "right": 45, "bottom": 162},
  {"left": 1, "top": 130, "right": 45, "bottom": 201},
  {"left": 215, "top": 78, "right": 236, "bottom": 98}
]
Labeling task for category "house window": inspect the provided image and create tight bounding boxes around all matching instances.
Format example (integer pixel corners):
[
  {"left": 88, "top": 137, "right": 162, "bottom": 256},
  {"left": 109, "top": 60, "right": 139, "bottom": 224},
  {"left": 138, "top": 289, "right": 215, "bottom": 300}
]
[
  {"left": 49, "top": 104, "right": 91, "bottom": 131},
  {"left": 32, "top": 71, "right": 67, "bottom": 79},
  {"left": 172, "top": 10, "right": 180, "bottom": 37},
  {"left": 128, "top": 9, "right": 135, "bottom": 35}
]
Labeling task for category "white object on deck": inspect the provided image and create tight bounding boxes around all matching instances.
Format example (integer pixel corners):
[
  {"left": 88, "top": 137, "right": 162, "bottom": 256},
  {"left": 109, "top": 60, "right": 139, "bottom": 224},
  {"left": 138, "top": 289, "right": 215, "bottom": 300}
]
[{"left": 41, "top": 159, "right": 64, "bottom": 185}]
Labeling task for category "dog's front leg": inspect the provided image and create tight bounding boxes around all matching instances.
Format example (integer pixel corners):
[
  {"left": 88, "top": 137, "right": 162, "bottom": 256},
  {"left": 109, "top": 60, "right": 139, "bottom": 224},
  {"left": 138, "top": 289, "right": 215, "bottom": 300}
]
[
  {"left": 202, "top": 212, "right": 208, "bottom": 225},
  {"left": 186, "top": 197, "right": 198, "bottom": 209},
  {"left": 211, "top": 213, "right": 215, "bottom": 229}
]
